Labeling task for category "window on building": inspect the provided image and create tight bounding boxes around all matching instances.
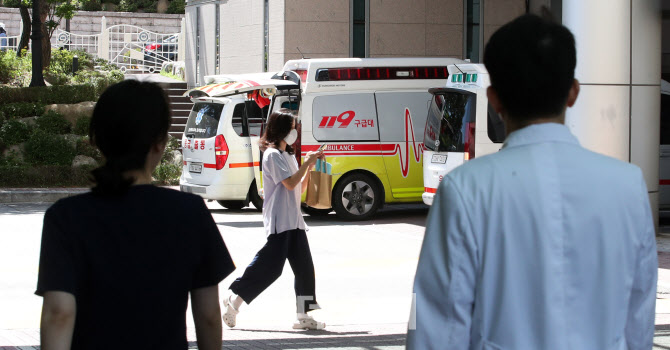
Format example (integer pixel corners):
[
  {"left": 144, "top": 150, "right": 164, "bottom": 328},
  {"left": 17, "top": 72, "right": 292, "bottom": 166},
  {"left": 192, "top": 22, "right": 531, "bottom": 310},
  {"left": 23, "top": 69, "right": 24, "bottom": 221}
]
[
  {"left": 215, "top": 4, "right": 220, "bottom": 75},
  {"left": 351, "top": 0, "right": 368, "bottom": 58},
  {"left": 465, "top": 0, "right": 481, "bottom": 62}
]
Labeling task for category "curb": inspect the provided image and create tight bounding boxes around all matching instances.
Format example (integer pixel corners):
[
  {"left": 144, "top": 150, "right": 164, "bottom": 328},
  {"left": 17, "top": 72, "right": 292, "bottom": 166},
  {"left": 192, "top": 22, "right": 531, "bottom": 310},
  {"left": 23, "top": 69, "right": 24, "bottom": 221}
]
[
  {"left": 0, "top": 186, "right": 181, "bottom": 204},
  {"left": 0, "top": 188, "right": 90, "bottom": 204}
]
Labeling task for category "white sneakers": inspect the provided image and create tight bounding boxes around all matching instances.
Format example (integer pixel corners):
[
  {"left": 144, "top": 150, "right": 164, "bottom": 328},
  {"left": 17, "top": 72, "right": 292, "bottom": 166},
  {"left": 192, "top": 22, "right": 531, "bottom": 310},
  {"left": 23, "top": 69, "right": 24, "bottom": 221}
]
[
  {"left": 293, "top": 315, "right": 326, "bottom": 330},
  {"left": 222, "top": 296, "right": 239, "bottom": 328},
  {"left": 222, "top": 295, "right": 325, "bottom": 330}
]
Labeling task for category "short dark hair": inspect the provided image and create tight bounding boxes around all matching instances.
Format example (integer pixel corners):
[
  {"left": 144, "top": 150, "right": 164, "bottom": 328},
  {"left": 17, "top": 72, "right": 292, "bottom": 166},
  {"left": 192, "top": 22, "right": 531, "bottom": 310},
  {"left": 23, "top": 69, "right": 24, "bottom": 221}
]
[
  {"left": 259, "top": 108, "right": 296, "bottom": 154},
  {"left": 483, "top": 14, "right": 576, "bottom": 121},
  {"left": 89, "top": 80, "right": 171, "bottom": 195}
]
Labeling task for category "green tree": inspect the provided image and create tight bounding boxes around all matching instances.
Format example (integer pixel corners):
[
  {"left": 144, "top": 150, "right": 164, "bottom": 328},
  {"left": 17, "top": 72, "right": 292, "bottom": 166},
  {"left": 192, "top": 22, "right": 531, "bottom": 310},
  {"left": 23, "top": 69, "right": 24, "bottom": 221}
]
[
  {"left": 5, "top": 0, "right": 77, "bottom": 69},
  {"left": 166, "top": 0, "right": 184, "bottom": 14}
]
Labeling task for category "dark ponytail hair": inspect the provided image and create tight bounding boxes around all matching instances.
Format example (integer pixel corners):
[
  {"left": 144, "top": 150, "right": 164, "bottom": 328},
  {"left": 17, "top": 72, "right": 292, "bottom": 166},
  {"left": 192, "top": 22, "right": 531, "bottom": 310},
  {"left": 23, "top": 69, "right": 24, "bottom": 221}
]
[
  {"left": 259, "top": 108, "right": 296, "bottom": 154},
  {"left": 89, "top": 80, "right": 171, "bottom": 195}
]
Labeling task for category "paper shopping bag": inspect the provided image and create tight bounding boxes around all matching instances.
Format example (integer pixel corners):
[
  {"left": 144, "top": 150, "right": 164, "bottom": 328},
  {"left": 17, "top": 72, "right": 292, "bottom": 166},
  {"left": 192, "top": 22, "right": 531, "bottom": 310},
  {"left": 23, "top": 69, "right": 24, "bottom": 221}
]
[{"left": 305, "top": 170, "right": 332, "bottom": 209}]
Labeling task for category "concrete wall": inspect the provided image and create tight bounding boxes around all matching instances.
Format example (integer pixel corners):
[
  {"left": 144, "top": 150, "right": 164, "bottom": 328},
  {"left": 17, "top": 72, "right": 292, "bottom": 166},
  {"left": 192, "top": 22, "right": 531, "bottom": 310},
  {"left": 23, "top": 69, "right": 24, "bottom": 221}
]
[
  {"left": 483, "top": 0, "right": 526, "bottom": 45},
  {"left": 220, "top": 0, "right": 264, "bottom": 73},
  {"left": 282, "top": 0, "right": 349, "bottom": 62},
  {"left": 0, "top": 7, "right": 183, "bottom": 38},
  {"left": 268, "top": 0, "right": 286, "bottom": 71},
  {"left": 369, "top": 0, "right": 463, "bottom": 58}
]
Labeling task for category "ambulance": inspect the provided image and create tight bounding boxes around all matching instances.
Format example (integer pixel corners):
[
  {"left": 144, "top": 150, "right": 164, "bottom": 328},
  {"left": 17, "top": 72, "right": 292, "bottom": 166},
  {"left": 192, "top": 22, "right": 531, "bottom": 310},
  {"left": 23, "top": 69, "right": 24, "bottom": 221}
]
[
  {"left": 277, "top": 57, "right": 465, "bottom": 220},
  {"left": 179, "top": 73, "right": 298, "bottom": 210},
  {"left": 422, "top": 63, "right": 506, "bottom": 205}
]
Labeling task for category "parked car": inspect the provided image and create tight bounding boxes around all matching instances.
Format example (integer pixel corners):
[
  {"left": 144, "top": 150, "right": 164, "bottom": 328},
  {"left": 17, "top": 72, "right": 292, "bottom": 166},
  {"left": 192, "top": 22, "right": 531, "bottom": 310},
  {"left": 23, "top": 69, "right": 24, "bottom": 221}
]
[{"left": 143, "top": 35, "right": 178, "bottom": 66}]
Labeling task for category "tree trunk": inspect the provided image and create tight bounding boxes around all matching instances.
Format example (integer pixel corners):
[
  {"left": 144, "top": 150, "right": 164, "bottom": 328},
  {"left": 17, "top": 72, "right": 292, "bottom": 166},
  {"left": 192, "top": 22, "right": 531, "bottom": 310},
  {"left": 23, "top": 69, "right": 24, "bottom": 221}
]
[
  {"left": 39, "top": 1, "right": 50, "bottom": 70},
  {"left": 29, "top": 0, "right": 45, "bottom": 86},
  {"left": 17, "top": 5, "right": 30, "bottom": 57}
]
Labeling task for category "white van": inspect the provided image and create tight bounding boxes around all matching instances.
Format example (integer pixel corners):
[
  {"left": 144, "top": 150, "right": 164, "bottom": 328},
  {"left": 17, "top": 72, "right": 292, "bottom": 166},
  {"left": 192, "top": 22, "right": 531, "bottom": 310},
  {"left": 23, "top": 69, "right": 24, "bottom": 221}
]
[
  {"left": 422, "top": 63, "right": 505, "bottom": 205},
  {"left": 179, "top": 74, "right": 297, "bottom": 210},
  {"left": 275, "top": 57, "right": 465, "bottom": 219}
]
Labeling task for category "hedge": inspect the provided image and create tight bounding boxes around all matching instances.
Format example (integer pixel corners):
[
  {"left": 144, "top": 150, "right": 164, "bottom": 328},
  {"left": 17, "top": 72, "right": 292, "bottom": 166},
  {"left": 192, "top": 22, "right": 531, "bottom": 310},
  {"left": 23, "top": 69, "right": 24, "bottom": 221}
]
[
  {"left": 0, "top": 165, "right": 93, "bottom": 187},
  {"left": 0, "top": 85, "right": 97, "bottom": 105},
  {"left": 0, "top": 102, "right": 45, "bottom": 120},
  {"left": 24, "top": 130, "right": 77, "bottom": 166}
]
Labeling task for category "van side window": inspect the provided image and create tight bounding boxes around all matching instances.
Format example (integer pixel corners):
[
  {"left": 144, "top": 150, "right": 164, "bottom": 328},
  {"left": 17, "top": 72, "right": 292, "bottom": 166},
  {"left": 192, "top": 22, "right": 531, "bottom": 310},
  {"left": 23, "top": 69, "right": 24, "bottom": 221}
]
[
  {"left": 487, "top": 104, "right": 505, "bottom": 143},
  {"left": 247, "top": 102, "right": 268, "bottom": 137},
  {"left": 232, "top": 104, "right": 246, "bottom": 136},
  {"left": 232, "top": 102, "right": 269, "bottom": 137}
]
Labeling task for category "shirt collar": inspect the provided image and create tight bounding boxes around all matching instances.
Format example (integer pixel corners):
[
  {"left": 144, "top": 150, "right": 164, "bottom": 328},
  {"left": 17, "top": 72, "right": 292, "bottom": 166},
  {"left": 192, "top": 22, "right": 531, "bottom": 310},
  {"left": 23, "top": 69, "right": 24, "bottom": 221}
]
[{"left": 502, "top": 122, "right": 580, "bottom": 150}]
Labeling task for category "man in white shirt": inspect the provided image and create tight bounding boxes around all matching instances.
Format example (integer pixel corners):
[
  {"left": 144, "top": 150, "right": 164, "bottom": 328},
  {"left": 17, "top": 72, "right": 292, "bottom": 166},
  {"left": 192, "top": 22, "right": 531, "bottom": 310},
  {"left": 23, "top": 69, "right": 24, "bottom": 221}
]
[{"left": 407, "top": 14, "right": 657, "bottom": 350}]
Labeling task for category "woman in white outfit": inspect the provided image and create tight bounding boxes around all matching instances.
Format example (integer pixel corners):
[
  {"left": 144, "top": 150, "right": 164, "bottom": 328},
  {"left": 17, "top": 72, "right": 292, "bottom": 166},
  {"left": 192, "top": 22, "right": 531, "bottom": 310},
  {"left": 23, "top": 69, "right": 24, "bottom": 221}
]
[{"left": 223, "top": 108, "right": 325, "bottom": 330}]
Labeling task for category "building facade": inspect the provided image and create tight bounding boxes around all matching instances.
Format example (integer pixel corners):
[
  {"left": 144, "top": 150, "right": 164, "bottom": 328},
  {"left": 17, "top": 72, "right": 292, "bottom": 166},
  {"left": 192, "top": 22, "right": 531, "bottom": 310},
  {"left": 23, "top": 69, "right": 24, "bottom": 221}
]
[{"left": 184, "top": 0, "right": 525, "bottom": 86}]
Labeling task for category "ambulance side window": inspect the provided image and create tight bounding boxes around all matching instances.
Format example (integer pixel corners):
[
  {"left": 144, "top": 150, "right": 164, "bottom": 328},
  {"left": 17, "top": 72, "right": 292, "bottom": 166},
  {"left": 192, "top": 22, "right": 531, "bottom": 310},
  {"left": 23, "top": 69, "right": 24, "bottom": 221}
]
[{"left": 487, "top": 104, "right": 505, "bottom": 143}]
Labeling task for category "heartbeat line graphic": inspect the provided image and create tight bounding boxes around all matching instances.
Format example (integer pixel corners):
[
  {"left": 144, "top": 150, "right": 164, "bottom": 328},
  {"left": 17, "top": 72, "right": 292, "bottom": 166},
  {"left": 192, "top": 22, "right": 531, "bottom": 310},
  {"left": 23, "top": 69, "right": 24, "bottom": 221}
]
[{"left": 385, "top": 108, "right": 423, "bottom": 178}]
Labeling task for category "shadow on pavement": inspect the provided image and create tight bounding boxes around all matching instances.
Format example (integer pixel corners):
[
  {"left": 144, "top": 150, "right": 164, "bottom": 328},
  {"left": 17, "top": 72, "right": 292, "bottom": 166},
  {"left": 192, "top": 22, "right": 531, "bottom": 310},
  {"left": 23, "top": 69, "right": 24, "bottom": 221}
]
[
  {"left": 214, "top": 204, "right": 429, "bottom": 229},
  {"left": 187, "top": 333, "right": 406, "bottom": 349},
  {"left": 0, "top": 334, "right": 405, "bottom": 350},
  {"left": 230, "top": 329, "right": 369, "bottom": 336}
]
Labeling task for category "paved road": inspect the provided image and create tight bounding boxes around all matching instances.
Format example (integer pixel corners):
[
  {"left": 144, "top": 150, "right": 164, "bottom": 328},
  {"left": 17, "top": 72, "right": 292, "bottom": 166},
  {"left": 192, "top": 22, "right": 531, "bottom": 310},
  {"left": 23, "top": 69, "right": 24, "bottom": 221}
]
[
  {"left": 0, "top": 200, "right": 426, "bottom": 349},
  {"left": 3, "top": 199, "right": 670, "bottom": 349}
]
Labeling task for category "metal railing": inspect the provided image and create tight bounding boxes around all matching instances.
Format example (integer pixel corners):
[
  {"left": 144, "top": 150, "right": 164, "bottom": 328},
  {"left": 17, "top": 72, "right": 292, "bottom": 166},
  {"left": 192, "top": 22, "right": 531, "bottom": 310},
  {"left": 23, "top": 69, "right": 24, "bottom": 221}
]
[{"left": 2, "top": 17, "right": 185, "bottom": 74}]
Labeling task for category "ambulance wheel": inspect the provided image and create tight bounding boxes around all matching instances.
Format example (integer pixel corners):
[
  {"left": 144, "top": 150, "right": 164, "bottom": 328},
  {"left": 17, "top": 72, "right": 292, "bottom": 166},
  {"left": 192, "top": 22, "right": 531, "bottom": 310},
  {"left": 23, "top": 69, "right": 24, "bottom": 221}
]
[
  {"left": 332, "top": 173, "right": 381, "bottom": 221},
  {"left": 249, "top": 180, "right": 263, "bottom": 211},
  {"left": 217, "top": 200, "right": 247, "bottom": 210},
  {"left": 301, "top": 205, "right": 332, "bottom": 217}
]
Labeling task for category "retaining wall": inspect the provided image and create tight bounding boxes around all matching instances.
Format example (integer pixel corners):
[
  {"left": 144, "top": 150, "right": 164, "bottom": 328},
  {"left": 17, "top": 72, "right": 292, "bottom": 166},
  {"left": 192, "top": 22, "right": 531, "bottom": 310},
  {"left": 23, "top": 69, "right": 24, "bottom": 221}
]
[{"left": 0, "top": 7, "right": 184, "bottom": 38}]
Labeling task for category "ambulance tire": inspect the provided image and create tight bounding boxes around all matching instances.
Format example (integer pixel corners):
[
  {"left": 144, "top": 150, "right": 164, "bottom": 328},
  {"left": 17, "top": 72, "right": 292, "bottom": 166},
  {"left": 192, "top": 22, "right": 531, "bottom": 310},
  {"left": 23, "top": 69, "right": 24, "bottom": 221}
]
[
  {"left": 217, "top": 200, "right": 247, "bottom": 211},
  {"left": 301, "top": 205, "right": 332, "bottom": 217},
  {"left": 332, "top": 173, "right": 381, "bottom": 221},
  {"left": 249, "top": 180, "right": 263, "bottom": 211}
]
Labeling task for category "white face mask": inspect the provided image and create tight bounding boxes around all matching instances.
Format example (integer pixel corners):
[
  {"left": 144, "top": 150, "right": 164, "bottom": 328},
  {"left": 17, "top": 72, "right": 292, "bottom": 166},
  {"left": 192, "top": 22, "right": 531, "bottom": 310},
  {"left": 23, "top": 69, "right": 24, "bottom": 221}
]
[{"left": 284, "top": 129, "right": 298, "bottom": 145}]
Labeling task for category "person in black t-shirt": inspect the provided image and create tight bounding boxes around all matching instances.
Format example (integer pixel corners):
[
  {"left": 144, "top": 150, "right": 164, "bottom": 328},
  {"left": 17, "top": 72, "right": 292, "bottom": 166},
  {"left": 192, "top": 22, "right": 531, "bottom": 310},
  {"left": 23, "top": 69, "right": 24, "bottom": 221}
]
[{"left": 35, "top": 80, "right": 236, "bottom": 350}]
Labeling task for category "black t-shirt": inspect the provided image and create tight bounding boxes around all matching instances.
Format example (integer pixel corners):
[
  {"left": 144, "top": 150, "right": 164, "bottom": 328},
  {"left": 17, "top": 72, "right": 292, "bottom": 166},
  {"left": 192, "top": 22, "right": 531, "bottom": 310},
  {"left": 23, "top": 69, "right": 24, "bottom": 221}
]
[{"left": 35, "top": 185, "right": 235, "bottom": 350}]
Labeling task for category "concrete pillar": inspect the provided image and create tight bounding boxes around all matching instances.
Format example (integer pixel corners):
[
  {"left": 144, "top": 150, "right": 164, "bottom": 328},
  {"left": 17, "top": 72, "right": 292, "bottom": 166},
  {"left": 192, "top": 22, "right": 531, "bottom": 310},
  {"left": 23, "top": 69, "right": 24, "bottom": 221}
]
[
  {"left": 562, "top": 0, "right": 661, "bottom": 228},
  {"left": 98, "top": 16, "right": 109, "bottom": 60},
  {"left": 178, "top": 18, "right": 185, "bottom": 62}
]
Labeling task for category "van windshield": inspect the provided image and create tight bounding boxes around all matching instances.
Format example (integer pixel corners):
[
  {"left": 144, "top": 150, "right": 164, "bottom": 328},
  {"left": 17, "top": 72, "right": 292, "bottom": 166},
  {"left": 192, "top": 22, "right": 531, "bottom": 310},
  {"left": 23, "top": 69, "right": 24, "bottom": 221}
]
[
  {"left": 424, "top": 90, "right": 476, "bottom": 152},
  {"left": 185, "top": 103, "right": 224, "bottom": 139}
]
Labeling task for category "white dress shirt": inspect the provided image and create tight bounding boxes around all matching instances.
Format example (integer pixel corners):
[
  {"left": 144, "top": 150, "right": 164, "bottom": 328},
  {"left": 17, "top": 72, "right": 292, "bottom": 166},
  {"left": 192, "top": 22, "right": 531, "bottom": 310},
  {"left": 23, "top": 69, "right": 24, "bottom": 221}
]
[{"left": 407, "top": 123, "right": 657, "bottom": 350}]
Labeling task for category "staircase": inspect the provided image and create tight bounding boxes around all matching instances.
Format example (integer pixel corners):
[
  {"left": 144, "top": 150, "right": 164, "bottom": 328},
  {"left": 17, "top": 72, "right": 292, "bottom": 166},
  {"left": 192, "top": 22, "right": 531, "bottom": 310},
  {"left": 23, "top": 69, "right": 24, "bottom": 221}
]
[{"left": 158, "top": 82, "right": 192, "bottom": 139}]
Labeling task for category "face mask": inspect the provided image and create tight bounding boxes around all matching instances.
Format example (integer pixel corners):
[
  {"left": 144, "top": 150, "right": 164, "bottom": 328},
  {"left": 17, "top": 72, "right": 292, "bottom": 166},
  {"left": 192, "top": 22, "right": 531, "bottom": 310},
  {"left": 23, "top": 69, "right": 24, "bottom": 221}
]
[{"left": 284, "top": 129, "right": 298, "bottom": 145}]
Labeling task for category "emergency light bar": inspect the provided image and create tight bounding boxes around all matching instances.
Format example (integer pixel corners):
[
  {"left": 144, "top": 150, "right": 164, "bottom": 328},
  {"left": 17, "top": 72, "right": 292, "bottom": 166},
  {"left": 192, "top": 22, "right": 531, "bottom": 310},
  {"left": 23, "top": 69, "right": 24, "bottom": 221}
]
[
  {"left": 451, "top": 73, "right": 478, "bottom": 83},
  {"left": 315, "top": 66, "right": 449, "bottom": 82}
]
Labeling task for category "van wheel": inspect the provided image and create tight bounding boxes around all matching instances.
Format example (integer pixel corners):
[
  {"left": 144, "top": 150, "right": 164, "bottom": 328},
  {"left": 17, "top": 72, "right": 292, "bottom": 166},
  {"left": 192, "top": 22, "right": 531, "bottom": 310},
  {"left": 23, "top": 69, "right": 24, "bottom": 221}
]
[
  {"left": 332, "top": 173, "right": 381, "bottom": 221},
  {"left": 249, "top": 180, "right": 263, "bottom": 211},
  {"left": 217, "top": 200, "right": 247, "bottom": 210},
  {"left": 301, "top": 205, "right": 332, "bottom": 217}
]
